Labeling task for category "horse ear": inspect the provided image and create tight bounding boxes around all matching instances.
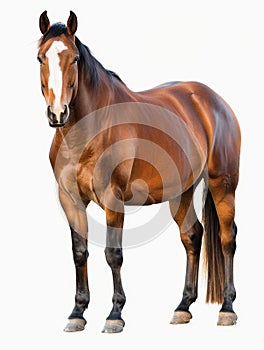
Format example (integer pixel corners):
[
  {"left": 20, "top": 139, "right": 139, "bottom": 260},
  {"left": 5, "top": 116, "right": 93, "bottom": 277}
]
[
  {"left": 67, "top": 11, "right": 78, "bottom": 36},
  {"left": 39, "top": 10, "right": 50, "bottom": 34}
]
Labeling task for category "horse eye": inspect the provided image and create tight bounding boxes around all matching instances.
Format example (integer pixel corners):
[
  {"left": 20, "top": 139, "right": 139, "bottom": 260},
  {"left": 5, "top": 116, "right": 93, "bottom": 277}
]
[
  {"left": 73, "top": 55, "right": 79, "bottom": 64},
  {"left": 37, "top": 56, "right": 43, "bottom": 64}
]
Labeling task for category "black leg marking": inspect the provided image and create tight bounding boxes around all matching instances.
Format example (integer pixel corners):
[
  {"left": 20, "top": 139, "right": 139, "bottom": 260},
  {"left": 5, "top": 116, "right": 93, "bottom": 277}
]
[{"left": 68, "top": 227, "right": 90, "bottom": 320}]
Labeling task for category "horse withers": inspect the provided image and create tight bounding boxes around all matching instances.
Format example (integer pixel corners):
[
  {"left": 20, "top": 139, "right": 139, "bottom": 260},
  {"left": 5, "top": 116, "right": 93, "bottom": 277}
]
[{"left": 37, "top": 11, "right": 241, "bottom": 332}]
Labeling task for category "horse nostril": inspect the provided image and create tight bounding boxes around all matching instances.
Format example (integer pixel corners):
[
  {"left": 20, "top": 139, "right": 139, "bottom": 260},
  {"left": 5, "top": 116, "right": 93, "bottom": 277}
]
[
  {"left": 47, "top": 106, "right": 58, "bottom": 123},
  {"left": 62, "top": 105, "right": 69, "bottom": 118}
]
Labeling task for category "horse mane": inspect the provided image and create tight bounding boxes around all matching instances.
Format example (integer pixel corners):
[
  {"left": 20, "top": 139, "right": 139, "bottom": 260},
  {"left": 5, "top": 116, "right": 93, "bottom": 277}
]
[{"left": 39, "top": 23, "right": 124, "bottom": 88}]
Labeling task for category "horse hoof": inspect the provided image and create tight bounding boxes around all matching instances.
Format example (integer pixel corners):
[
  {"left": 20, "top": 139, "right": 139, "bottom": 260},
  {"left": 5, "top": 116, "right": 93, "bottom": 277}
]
[
  {"left": 64, "top": 318, "right": 86, "bottom": 332},
  {"left": 102, "top": 319, "right": 125, "bottom": 333},
  {"left": 170, "top": 311, "right": 192, "bottom": 325},
  {"left": 217, "top": 312, "right": 237, "bottom": 326}
]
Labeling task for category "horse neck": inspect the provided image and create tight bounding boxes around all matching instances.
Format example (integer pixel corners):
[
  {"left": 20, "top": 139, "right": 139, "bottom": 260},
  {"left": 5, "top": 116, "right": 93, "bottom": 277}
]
[
  {"left": 68, "top": 64, "right": 137, "bottom": 125},
  {"left": 73, "top": 72, "right": 112, "bottom": 115}
]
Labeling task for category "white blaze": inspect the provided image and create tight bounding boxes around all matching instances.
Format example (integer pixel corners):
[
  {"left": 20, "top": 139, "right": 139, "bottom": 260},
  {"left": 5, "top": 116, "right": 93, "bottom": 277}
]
[{"left": 46, "top": 40, "right": 68, "bottom": 115}]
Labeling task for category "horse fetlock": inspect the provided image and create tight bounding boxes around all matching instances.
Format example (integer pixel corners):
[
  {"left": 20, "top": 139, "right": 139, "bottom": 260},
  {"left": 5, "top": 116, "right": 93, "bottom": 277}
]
[
  {"left": 75, "top": 290, "right": 90, "bottom": 307},
  {"left": 112, "top": 292, "right": 126, "bottom": 308}
]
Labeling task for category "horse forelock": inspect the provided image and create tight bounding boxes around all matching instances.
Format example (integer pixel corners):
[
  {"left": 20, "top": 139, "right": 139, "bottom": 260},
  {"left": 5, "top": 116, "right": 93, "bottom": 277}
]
[{"left": 39, "top": 22, "right": 69, "bottom": 46}]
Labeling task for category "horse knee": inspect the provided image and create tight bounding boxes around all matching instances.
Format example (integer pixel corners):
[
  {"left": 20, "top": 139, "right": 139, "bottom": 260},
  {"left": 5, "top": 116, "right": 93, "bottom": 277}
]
[
  {"left": 105, "top": 247, "right": 123, "bottom": 268},
  {"left": 70, "top": 227, "right": 88, "bottom": 266},
  {"left": 73, "top": 249, "right": 89, "bottom": 267}
]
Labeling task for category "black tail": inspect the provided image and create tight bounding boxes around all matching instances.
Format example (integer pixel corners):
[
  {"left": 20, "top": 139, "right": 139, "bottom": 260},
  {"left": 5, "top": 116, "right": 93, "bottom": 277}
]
[{"left": 203, "top": 189, "right": 225, "bottom": 304}]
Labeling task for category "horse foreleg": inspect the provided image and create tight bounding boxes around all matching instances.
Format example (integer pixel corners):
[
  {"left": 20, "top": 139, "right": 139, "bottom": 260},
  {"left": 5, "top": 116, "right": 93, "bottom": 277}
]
[
  {"left": 102, "top": 188, "right": 126, "bottom": 333},
  {"left": 58, "top": 188, "right": 90, "bottom": 332},
  {"left": 169, "top": 187, "right": 203, "bottom": 325}
]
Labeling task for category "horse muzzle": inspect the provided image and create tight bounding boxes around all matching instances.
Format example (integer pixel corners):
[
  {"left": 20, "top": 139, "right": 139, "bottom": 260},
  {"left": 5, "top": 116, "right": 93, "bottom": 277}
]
[{"left": 47, "top": 105, "right": 70, "bottom": 127}]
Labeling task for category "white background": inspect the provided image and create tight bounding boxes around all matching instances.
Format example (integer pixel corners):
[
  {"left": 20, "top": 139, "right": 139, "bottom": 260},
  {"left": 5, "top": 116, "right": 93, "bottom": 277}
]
[{"left": 0, "top": 0, "right": 263, "bottom": 348}]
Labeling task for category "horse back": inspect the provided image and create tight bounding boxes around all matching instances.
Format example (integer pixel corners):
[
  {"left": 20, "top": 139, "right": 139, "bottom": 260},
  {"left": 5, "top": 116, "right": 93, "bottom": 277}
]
[{"left": 139, "top": 81, "right": 241, "bottom": 180}]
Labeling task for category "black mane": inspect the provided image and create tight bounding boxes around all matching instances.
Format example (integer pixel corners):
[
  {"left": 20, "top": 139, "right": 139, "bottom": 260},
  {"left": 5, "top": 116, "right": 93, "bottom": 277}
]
[
  {"left": 75, "top": 37, "right": 124, "bottom": 87},
  {"left": 39, "top": 23, "right": 124, "bottom": 87}
]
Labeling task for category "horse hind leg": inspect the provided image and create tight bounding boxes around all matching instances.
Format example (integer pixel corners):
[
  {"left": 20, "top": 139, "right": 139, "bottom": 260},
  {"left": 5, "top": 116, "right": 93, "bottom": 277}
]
[
  {"left": 169, "top": 186, "right": 203, "bottom": 325},
  {"left": 204, "top": 176, "right": 238, "bottom": 326}
]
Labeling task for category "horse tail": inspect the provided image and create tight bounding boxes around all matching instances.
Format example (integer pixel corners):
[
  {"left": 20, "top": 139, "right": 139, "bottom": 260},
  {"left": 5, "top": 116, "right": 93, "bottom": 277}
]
[{"left": 202, "top": 189, "right": 224, "bottom": 304}]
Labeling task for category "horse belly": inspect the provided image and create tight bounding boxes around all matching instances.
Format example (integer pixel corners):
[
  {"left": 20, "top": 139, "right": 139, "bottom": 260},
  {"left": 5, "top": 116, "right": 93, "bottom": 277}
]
[{"left": 123, "top": 158, "right": 200, "bottom": 205}]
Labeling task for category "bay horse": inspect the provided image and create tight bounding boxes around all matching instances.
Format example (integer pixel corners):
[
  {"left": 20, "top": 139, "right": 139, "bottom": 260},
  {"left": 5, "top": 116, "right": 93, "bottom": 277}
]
[{"left": 37, "top": 11, "right": 241, "bottom": 333}]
